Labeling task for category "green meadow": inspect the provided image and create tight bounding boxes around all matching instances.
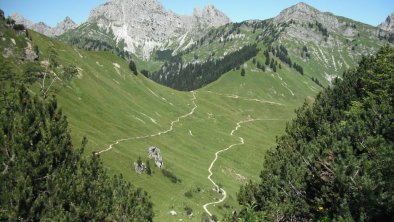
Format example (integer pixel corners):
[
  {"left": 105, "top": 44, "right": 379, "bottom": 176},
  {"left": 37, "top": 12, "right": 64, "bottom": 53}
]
[{"left": 30, "top": 30, "right": 319, "bottom": 221}]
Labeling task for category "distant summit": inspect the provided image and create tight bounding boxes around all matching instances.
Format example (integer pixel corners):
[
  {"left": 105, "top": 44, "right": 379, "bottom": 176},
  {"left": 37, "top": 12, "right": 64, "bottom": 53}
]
[
  {"left": 9, "top": 13, "right": 77, "bottom": 37},
  {"left": 85, "top": 0, "right": 230, "bottom": 59},
  {"left": 273, "top": 2, "right": 342, "bottom": 30},
  {"left": 379, "top": 12, "right": 394, "bottom": 32},
  {"left": 274, "top": 2, "right": 320, "bottom": 23}
]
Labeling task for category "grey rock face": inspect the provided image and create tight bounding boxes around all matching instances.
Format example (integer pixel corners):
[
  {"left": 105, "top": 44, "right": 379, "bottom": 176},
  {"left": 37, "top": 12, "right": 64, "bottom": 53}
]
[
  {"left": 134, "top": 162, "right": 147, "bottom": 174},
  {"left": 9, "top": 13, "right": 76, "bottom": 37},
  {"left": 87, "top": 0, "right": 230, "bottom": 59},
  {"left": 31, "top": 22, "right": 54, "bottom": 36},
  {"left": 273, "top": 2, "right": 342, "bottom": 30},
  {"left": 379, "top": 12, "right": 394, "bottom": 32},
  {"left": 148, "top": 146, "right": 163, "bottom": 168},
  {"left": 53, "top": 16, "right": 77, "bottom": 36},
  {"left": 24, "top": 42, "right": 38, "bottom": 62},
  {"left": 273, "top": 2, "right": 363, "bottom": 47}
]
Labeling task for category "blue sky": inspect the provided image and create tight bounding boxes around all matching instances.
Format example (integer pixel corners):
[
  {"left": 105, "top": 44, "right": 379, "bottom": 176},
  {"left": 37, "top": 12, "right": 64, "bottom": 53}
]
[{"left": 0, "top": 0, "right": 393, "bottom": 27}]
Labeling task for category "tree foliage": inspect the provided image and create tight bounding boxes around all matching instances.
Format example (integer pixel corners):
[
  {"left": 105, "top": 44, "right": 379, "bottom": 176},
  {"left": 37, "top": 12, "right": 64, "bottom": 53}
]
[
  {"left": 0, "top": 85, "right": 154, "bottom": 221},
  {"left": 129, "top": 60, "right": 138, "bottom": 75},
  {"left": 234, "top": 46, "right": 394, "bottom": 221}
]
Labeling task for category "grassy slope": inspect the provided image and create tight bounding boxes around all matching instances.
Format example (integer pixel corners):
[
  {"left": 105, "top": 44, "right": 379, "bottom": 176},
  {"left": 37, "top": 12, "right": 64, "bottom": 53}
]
[
  {"left": 48, "top": 12, "right": 391, "bottom": 221},
  {"left": 31, "top": 30, "right": 317, "bottom": 221}
]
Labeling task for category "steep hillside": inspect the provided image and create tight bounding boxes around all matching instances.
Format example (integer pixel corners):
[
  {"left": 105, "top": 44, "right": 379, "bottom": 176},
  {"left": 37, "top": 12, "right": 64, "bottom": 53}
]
[
  {"left": 0, "top": 15, "right": 154, "bottom": 221},
  {"left": 0, "top": 11, "right": 39, "bottom": 83}
]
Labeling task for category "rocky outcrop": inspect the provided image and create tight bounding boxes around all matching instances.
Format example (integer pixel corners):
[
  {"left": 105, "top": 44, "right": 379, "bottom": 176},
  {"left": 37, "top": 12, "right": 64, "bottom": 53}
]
[
  {"left": 86, "top": 0, "right": 230, "bottom": 59},
  {"left": 9, "top": 13, "right": 77, "bottom": 37},
  {"left": 134, "top": 161, "right": 147, "bottom": 174},
  {"left": 24, "top": 42, "right": 38, "bottom": 62},
  {"left": 379, "top": 12, "right": 394, "bottom": 33},
  {"left": 148, "top": 146, "right": 163, "bottom": 168}
]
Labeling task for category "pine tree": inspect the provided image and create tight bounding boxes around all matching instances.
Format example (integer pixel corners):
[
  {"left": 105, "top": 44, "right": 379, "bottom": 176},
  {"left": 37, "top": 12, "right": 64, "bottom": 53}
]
[
  {"left": 265, "top": 56, "right": 270, "bottom": 66},
  {"left": 129, "top": 59, "right": 138, "bottom": 75},
  {"left": 241, "top": 68, "right": 245, "bottom": 76},
  {"left": 0, "top": 85, "right": 154, "bottom": 221},
  {"left": 257, "top": 62, "right": 261, "bottom": 69}
]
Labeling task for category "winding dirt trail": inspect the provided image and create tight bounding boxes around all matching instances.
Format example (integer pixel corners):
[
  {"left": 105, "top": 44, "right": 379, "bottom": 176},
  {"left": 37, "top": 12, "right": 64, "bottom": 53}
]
[
  {"left": 96, "top": 91, "right": 197, "bottom": 154},
  {"left": 203, "top": 136, "right": 244, "bottom": 216},
  {"left": 202, "top": 118, "right": 283, "bottom": 216},
  {"left": 203, "top": 90, "right": 284, "bottom": 106}
]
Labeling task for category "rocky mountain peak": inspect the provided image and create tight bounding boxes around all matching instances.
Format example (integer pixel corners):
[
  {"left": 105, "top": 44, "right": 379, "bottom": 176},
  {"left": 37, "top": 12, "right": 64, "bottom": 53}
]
[
  {"left": 273, "top": 2, "right": 341, "bottom": 30},
  {"left": 86, "top": 0, "right": 229, "bottom": 59},
  {"left": 63, "top": 16, "right": 75, "bottom": 24},
  {"left": 53, "top": 16, "right": 77, "bottom": 36},
  {"left": 379, "top": 12, "right": 394, "bottom": 32},
  {"left": 10, "top": 13, "right": 33, "bottom": 27},
  {"left": 196, "top": 4, "right": 230, "bottom": 27},
  {"left": 9, "top": 13, "right": 76, "bottom": 37},
  {"left": 274, "top": 2, "right": 320, "bottom": 23},
  {"left": 193, "top": 6, "right": 202, "bottom": 17}
]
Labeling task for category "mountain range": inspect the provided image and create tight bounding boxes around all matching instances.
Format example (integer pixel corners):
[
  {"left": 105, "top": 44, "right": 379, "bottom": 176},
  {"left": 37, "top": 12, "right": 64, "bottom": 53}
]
[
  {"left": 10, "top": 13, "right": 77, "bottom": 37},
  {"left": 1, "top": 1, "right": 394, "bottom": 221},
  {"left": 60, "top": 0, "right": 230, "bottom": 59},
  {"left": 8, "top": 0, "right": 394, "bottom": 61}
]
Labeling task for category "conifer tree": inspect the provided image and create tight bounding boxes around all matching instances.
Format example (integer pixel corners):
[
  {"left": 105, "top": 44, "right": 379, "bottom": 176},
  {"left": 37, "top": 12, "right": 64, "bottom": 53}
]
[
  {"left": 0, "top": 85, "right": 154, "bottom": 221},
  {"left": 233, "top": 45, "right": 394, "bottom": 221},
  {"left": 129, "top": 60, "right": 137, "bottom": 75},
  {"left": 241, "top": 68, "right": 245, "bottom": 76}
]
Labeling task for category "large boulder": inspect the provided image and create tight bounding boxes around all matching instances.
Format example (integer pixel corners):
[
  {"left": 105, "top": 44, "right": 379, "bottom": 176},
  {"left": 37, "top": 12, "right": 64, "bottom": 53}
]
[{"left": 148, "top": 146, "right": 163, "bottom": 168}]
